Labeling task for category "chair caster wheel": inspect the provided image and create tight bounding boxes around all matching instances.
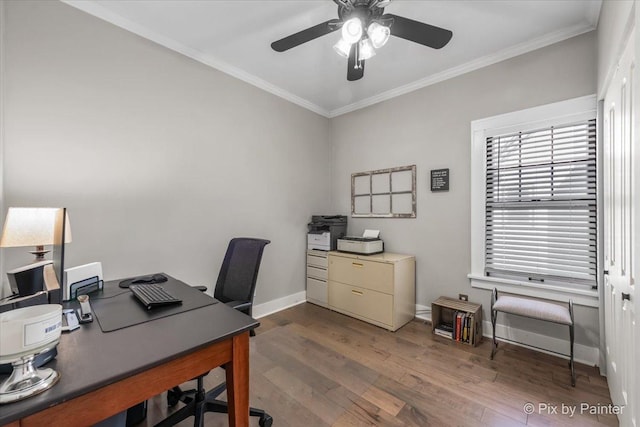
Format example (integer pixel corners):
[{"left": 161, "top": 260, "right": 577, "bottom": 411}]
[{"left": 259, "top": 414, "right": 273, "bottom": 427}]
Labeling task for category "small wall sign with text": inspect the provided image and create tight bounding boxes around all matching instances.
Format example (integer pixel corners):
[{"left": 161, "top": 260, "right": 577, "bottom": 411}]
[{"left": 431, "top": 168, "right": 449, "bottom": 192}]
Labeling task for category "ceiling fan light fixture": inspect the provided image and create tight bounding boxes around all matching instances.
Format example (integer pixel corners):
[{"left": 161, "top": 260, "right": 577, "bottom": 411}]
[
  {"left": 333, "top": 38, "right": 351, "bottom": 58},
  {"left": 270, "top": 1, "right": 453, "bottom": 81},
  {"left": 358, "top": 38, "right": 376, "bottom": 61},
  {"left": 341, "top": 17, "right": 363, "bottom": 44},
  {"left": 367, "top": 22, "right": 390, "bottom": 49}
]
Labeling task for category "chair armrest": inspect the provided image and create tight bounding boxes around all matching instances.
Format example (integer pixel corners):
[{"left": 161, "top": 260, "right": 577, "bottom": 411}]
[
  {"left": 224, "top": 300, "right": 252, "bottom": 313},
  {"left": 193, "top": 286, "right": 208, "bottom": 292}
]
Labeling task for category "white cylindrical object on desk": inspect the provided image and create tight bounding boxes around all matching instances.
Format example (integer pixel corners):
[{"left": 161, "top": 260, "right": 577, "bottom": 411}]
[{"left": 0, "top": 304, "right": 62, "bottom": 363}]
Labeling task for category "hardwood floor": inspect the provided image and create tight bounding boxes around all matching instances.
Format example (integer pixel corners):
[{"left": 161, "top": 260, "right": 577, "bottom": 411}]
[{"left": 140, "top": 303, "right": 617, "bottom": 426}]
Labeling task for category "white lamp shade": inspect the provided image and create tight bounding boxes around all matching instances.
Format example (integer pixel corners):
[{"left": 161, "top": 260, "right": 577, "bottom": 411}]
[
  {"left": 341, "top": 18, "right": 363, "bottom": 44},
  {"left": 0, "top": 208, "right": 72, "bottom": 248},
  {"left": 333, "top": 37, "right": 352, "bottom": 58},
  {"left": 367, "top": 22, "right": 390, "bottom": 48},
  {"left": 358, "top": 38, "right": 376, "bottom": 61}
]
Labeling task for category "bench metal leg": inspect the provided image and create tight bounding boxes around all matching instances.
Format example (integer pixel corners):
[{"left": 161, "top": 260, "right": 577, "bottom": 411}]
[
  {"left": 490, "top": 288, "right": 498, "bottom": 360},
  {"left": 569, "top": 300, "right": 575, "bottom": 387}
]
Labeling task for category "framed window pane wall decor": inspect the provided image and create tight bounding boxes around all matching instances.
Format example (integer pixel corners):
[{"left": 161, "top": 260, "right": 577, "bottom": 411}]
[{"left": 351, "top": 165, "right": 416, "bottom": 218}]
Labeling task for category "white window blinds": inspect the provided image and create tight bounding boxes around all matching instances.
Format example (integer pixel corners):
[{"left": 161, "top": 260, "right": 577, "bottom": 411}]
[{"left": 485, "top": 119, "right": 597, "bottom": 288}]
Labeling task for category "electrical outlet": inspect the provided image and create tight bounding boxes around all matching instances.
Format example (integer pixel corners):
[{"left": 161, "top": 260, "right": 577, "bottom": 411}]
[{"left": 459, "top": 294, "right": 468, "bottom": 301}]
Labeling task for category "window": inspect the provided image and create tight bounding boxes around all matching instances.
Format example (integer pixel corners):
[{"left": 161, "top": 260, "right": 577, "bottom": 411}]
[{"left": 469, "top": 95, "right": 598, "bottom": 305}]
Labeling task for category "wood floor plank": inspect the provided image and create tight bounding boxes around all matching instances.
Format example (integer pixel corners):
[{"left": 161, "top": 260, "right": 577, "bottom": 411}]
[
  {"left": 361, "top": 385, "right": 406, "bottom": 417},
  {"left": 375, "top": 373, "right": 487, "bottom": 425},
  {"left": 325, "top": 383, "right": 407, "bottom": 427},
  {"left": 399, "top": 366, "right": 529, "bottom": 423},
  {"left": 263, "top": 365, "right": 344, "bottom": 425},
  {"left": 481, "top": 407, "right": 527, "bottom": 426},
  {"left": 263, "top": 327, "right": 381, "bottom": 396},
  {"left": 137, "top": 303, "right": 616, "bottom": 427}
]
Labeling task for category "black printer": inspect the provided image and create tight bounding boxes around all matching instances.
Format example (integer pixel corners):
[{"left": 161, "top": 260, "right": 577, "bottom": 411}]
[{"left": 307, "top": 215, "right": 347, "bottom": 251}]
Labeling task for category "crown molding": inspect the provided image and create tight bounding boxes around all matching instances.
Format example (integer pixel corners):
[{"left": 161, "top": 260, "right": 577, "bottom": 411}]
[
  {"left": 585, "top": 0, "right": 603, "bottom": 28},
  {"left": 328, "top": 23, "right": 597, "bottom": 117},
  {"left": 63, "top": 1, "right": 596, "bottom": 120},
  {"left": 62, "top": 0, "right": 331, "bottom": 118}
]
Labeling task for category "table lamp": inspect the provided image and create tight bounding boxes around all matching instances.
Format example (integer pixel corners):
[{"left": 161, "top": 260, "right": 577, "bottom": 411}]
[{"left": 0, "top": 208, "right": 72, "bottom": 262}]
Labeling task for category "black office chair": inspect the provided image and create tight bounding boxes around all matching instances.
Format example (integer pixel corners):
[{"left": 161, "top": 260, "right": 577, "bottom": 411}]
[{"left": 157, "top": 238, "right": 272, "bottom": 427}]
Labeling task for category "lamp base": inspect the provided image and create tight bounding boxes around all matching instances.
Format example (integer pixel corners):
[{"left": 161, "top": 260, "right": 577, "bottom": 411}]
[
  {"left": 28, "top": 245, "right": 50, "bottom": 262},
  {"left": 0, "top": 353, "right": 60, "bottom": 404}
]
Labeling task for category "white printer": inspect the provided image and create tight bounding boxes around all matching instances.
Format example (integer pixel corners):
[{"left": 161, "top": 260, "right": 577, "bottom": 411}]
[{"left": 337, "top": 229, "right": 384, "bottom": 255}]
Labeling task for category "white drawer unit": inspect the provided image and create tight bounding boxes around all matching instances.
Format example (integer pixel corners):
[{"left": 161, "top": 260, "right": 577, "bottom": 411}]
[
  {"left": 328, "top": 251, "right": 415, "bottom": 331},
  {"left": 306, "top": 249, "right": 329, "bottom": 307}
]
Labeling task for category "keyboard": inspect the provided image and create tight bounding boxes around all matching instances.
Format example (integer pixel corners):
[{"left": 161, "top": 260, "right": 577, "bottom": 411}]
[{"left": 130, "top": 284, "right": 182, "bottom": 310}]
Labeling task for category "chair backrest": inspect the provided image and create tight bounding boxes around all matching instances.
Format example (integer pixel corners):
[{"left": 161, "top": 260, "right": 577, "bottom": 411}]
[{"left": 213, "top": 238, "right": 270, "bottom": 311}]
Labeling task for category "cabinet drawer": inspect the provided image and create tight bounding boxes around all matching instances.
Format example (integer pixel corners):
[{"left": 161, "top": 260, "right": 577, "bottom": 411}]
[
  {"left": 328, "top": 255, "right": 393, "bottom": 293},
  {"left": 307, "top": 253, "right": 328, "bottom": 268},
  {"left": 307, "top": 265, "right": 327, "bottom": 281},
  {"left": 329, "top": 281, "right": 392, "bottom": 326},
  {"left": 306, "top": 277, "right": 327, "bottom": 304}
]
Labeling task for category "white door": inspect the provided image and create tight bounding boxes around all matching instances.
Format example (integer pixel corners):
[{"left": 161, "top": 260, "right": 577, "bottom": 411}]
[{"left": 603, "top": 27, "right": 636, "bottom": 427}]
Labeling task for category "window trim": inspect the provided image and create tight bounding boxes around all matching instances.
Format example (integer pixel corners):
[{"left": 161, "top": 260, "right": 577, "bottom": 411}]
[{"left": 469, "top": 95, "right": 599, "bottom": 306}]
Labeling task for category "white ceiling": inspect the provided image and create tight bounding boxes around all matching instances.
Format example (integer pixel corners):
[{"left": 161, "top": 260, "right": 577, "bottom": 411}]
[{"left": 64, "top": 0, "right": 602, "bottom": 118}]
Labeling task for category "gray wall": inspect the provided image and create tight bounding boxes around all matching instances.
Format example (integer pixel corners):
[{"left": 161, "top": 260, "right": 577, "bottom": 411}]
[
  {"left": 2, "top": 1, "right": 603, "bottom": 352},
  {"left": 1, "top": 0, "right": 332, "bottom": 303},
  {"left": 330, "top": 32, "right": 600, "bottom": 348},
  {"left": 597, "top": 0, "right": 634, "bottom": 96}
]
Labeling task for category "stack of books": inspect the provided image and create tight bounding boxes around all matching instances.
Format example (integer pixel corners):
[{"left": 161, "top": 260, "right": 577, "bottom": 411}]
[
  {"left": 434, "top": 323, "right": 454, "bottom": 339},
  {"left": 453, "top": 311, "right": 474, "bottom": 343},
  {"left": 434, "top": 311, "right": 475, "bottom": 344}
]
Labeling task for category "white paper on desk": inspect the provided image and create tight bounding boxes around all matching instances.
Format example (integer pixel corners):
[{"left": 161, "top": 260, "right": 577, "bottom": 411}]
[{"left": 363, "top": 229, "right": 380, "bottom": 238}]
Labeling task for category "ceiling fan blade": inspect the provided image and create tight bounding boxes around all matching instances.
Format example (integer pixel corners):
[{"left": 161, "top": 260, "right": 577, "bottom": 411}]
[
  {"left": 271, "top": 19, "right": 342, "bottom": 52},
  {"left": 383, "top": 14, "right": 452, "bottom": 49},
  {"left": 347, "top": 43, "right": 364, "bottom": 81},
  {"left": 369, "top": 0, "right": 391, "bottom": 10},
  {"left": 333, "top": 0, "right": 353, "bottom": 11}
]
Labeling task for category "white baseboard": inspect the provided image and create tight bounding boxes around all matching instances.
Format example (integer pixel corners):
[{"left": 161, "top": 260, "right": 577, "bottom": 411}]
[
  {"left": 416, "top": 303, "right": 431, "bottom": 322},
  {"left": 483, "top": 320, "right": 600, "bottom": 367},
  {"left": 255, "top": 297, "right": 599, "bottom": 366},
  {"left": 415, "top": 303, "right": 598, "bottom": 366},
  {"left": 253, "top": 291, "right": 306, "bottom": 319}
]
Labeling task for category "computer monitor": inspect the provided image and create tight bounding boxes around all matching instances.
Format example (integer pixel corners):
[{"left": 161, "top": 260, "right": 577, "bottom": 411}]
[
  {"left": 49, "top": 208, "right": 66, "bottom": 304},
  {"left": 6, "top": 261, "right": 51, "bottom": 296}
]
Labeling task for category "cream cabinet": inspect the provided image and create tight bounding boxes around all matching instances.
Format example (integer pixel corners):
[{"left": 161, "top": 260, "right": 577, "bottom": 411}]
[
  {"left": 306, "top": 249, "right": 329, "bottom": 308},
  {"left": 328, "top": 251, "right": 415, "bottom": 331}
]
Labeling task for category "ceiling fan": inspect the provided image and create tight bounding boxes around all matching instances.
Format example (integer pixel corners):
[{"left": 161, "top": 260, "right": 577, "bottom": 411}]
[{"left": 271, "top": 0, "right": 453, "bottom": 81}]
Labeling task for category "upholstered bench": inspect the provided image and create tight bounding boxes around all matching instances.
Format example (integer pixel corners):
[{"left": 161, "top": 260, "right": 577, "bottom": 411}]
[{"left": 490, "top": 288, "right": 575, "bottom": 386}]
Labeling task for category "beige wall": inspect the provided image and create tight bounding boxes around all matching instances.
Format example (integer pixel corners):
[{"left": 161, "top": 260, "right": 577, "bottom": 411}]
[
  {"left": 1, "top": 0, "right": 332, "bottom": 303},
  {"left": 330, "top": 32, "right": 600, "bottom": 348}
]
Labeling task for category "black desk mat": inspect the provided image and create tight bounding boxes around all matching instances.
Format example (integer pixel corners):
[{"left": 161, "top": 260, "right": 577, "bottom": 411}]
[{"left": 90, "top": 275, "right": 217, "bottom": 332}]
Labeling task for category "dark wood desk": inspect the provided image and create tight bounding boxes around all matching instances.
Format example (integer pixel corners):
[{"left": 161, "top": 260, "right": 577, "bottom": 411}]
[{"left": 0, "top": 277, "right": 258, "bottom": 427}]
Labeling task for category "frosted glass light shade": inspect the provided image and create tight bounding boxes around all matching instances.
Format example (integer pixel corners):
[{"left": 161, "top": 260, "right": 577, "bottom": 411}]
[
  {"left": 333, "top": 37, "right": 351, "bottom": 58},
  {"left": 358, "top": 38, "right": 376, "bottom": 61},
  {"left": 342, "top": 18, "right": 363, "bottom": 44},
  {"left": 0, "top": 208, "right": 72, "bottom": 248},
  {"left": 367, "top": 22, "right": 390, "bottom": 48}
]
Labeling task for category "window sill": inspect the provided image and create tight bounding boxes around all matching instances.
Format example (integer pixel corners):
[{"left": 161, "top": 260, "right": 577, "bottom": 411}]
[{"left": 468, "top": 274, "right": 599, "bottom": 307}]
